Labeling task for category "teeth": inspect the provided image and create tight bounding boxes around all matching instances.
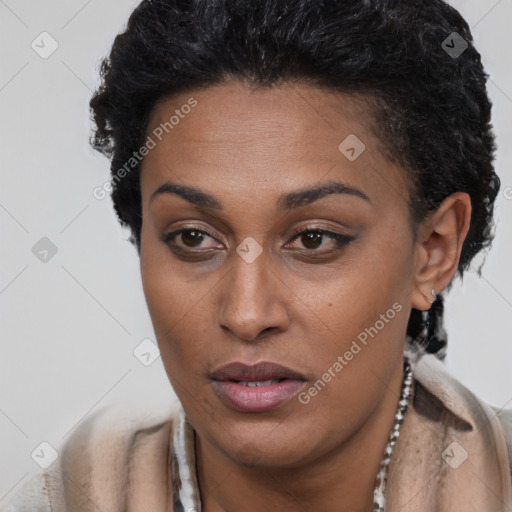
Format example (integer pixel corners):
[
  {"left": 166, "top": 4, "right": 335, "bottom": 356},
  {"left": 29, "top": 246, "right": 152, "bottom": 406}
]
[{"left": 237, "top": 379, "right": 280, "bottom": 387}]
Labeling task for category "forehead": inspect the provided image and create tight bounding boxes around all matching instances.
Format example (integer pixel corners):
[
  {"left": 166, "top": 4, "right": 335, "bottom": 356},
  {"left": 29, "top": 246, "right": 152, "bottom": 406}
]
[{"left": 140, "top": 80, "right": 409, "bottom": 212}]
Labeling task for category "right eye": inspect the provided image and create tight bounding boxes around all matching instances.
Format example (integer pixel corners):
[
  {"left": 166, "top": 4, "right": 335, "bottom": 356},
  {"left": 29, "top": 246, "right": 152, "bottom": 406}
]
[{"left": 162, "top": 228, "right": 224, "bottom": 253}]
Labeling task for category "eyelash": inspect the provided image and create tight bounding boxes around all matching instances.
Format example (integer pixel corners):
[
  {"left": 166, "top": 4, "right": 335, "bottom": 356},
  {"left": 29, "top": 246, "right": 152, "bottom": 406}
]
[{"left": 162, "top": 226, "right": 354, "bottom": 258}]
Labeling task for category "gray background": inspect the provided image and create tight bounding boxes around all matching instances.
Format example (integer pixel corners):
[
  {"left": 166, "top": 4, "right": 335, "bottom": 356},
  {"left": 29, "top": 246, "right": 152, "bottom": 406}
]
[{"left": 1, "top": 0, "right": 511, "bottom": 502}]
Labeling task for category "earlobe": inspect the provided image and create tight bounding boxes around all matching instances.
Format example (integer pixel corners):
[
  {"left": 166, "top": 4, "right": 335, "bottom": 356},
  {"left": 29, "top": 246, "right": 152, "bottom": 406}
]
[{"left": 411, "top": 284, "right": 438, "bottom": 311}]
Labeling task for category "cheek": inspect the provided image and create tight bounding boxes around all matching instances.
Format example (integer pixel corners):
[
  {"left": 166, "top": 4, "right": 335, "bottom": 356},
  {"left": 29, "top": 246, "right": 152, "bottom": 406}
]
[
  {"left": 140, "top": 261, "right": 208, "bottom": 412},
  {"left": 301, "top": 282, "right": 406, "bottom": 388},
  {"left": 140, "top": 248, "right": 186, "bottom": 361},
  {"left": 309, "top": 249, "right": 408, "bottom": 337},
  {"left": 298, "top": 236, "right": 411, "bottom": 389},
  {"left": 293, "top": 285, "right": 407, "bottom": 444},
  {"left": 140, "top": 228, "right": 193, "bottom": 332},
  {"left": 139, "top": 245, "right": 215, "bottom": 384}
]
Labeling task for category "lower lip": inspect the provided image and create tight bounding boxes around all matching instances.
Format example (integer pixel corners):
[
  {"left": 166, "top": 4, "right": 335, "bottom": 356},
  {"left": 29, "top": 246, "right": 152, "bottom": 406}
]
[{"left": 212, "top": 379, "right": 305, "bottom": 412}]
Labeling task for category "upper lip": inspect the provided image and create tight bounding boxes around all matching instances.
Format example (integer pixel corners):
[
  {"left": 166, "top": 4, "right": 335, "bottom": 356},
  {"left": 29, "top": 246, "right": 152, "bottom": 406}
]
[{"left": 210, "top": 361, "right": 306, "bottom": 382}]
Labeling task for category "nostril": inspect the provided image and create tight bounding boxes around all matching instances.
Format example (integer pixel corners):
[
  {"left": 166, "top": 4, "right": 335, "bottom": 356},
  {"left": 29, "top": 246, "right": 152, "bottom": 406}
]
[{"left": 259, "top": 327, "right": 275, "bottom": 337}]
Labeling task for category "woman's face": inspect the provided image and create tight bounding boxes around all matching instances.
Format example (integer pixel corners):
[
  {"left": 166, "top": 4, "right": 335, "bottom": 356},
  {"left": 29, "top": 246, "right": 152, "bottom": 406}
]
[{"left": 139, "top": 80, "right": 423, "bottom": 468}]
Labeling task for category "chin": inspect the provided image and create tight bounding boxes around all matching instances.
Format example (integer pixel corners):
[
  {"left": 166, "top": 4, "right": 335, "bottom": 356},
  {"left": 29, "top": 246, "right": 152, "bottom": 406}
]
[
  {"left": 213, "top": 420, "right": 316, "bottom": 469},
  {"left": 228, "top": 442, "right": 307, "bottom": 469}
]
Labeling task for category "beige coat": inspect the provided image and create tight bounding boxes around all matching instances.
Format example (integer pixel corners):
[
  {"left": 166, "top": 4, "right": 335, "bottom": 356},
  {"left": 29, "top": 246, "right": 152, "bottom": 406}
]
[{"left": 2, "top": 353, "right": 512, "bottom": 511}]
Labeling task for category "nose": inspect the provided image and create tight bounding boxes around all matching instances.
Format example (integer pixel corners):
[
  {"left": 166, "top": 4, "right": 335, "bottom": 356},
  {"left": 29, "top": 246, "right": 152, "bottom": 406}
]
[{"left": 216, "top": 247, "right": 290, "bottom": 342}]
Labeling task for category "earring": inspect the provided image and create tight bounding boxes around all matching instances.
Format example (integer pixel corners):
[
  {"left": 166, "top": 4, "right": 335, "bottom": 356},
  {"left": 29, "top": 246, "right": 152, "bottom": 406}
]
[{"left": 429, "top": 289, "right": 436, "bottom": 304}]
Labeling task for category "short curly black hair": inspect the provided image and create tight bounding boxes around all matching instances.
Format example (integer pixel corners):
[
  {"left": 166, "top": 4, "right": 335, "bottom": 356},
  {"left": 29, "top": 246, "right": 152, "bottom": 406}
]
[{"left": 89, "top": 0, "right": 499, "bottom": 358}]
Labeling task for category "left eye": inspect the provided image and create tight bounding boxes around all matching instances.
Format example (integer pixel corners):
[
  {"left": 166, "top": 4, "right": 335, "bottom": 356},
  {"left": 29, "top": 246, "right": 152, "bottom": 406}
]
[{"left": 285, "top": 229, "right": 353, "bottom": 251}]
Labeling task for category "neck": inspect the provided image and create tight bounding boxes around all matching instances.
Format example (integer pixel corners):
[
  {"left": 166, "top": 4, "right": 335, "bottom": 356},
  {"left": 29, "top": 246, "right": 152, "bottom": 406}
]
[{"left": 195, "top": 360, "right": 405, "bottom": 512}]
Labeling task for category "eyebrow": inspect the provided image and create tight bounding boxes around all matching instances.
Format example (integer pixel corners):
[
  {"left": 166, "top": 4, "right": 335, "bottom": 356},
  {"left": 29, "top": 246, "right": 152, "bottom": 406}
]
[{"left": 149, "top": 180, "right": 371, "bottom": 213}]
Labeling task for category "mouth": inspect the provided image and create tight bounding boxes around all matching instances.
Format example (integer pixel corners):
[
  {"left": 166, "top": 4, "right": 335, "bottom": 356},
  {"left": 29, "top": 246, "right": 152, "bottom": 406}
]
[
  {"left": 234, "top": 379, "right": 284, "bottom": 387},
  {"left": 210, "top": 361, "right": 307, "bottom": 413}
]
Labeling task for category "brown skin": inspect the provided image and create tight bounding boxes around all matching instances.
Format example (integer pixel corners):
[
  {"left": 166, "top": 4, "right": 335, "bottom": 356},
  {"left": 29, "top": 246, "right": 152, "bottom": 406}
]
[{"left": 139, "top": 80, "right": 471, "bottom": 512}]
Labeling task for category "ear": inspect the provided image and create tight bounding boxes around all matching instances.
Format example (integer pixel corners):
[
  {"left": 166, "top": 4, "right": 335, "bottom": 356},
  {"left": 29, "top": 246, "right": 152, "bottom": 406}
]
[{"left": 411, "top": 192, "right": 471, "bottom": 311}]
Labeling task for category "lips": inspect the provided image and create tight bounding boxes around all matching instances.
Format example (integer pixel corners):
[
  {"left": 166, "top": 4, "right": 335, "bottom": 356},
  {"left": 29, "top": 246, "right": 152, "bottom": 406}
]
[{"left": 210, "top": 361, "right": 306, "bottom": 413}]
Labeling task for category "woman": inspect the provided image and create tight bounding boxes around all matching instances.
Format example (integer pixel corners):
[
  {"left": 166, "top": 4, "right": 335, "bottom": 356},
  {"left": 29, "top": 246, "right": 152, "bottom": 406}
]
[{"left": 3, "top": 0, "right": 511, "bottom": 510}]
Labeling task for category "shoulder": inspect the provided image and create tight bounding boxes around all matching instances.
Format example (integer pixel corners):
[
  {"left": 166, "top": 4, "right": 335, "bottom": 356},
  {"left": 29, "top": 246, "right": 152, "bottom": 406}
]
[
  {"left": 0, "top": 403, "right": 181, "bottom": 512},
  {"left": 0, "top": 472, "right": 52, "bottom": 512},
  {"left": 492, "top": 406, "right": 512, "bottom": 476},
  {"left": 412, "top": 353, "right": 512, "bottom": 481}
]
